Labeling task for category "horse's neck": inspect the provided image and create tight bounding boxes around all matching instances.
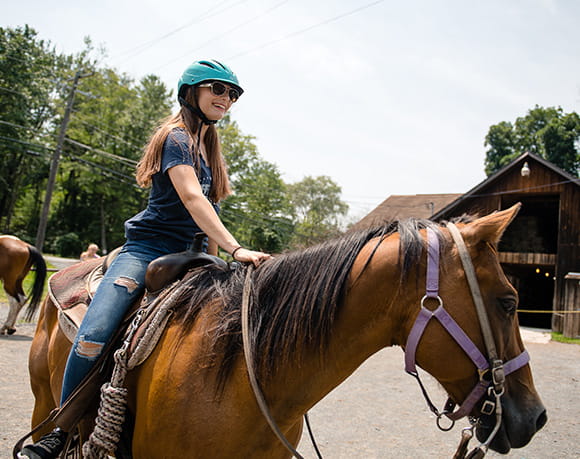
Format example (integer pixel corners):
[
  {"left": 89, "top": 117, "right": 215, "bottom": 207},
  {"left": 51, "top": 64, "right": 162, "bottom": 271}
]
[{"left": 266, "top": 235, "right": 410, "bottom": 417}]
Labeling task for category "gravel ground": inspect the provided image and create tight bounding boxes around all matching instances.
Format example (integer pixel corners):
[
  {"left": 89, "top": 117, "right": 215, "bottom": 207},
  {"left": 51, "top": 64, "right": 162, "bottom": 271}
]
[{"left": 1, "top": 305, "right": 578, "bottom": 459}]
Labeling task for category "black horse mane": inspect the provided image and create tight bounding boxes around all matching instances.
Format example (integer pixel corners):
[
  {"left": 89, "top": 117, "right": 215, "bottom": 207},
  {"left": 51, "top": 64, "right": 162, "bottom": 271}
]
[{"left": 169, "top": 218, "right": 457, "bottom": 390}]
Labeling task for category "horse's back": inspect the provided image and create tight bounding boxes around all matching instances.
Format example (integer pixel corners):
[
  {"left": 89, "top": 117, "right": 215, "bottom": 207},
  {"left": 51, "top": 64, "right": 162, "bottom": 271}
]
[{"left": 0, "top": 235, "right": 30, "bottom": 283}]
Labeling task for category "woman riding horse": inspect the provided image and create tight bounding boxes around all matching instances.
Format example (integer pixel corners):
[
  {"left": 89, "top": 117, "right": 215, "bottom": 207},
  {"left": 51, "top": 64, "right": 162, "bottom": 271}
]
[
  {"left": 19, "top": 59, "right": 271, "bottom": 459},
  {"left": 22, "top": 206, "right": 546, "bottom": 457}
]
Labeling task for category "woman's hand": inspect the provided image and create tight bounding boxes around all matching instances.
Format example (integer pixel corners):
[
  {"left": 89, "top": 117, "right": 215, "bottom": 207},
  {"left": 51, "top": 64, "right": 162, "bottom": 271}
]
[{"left": 232, "top": 247, "right": 272, "bottom": 267}]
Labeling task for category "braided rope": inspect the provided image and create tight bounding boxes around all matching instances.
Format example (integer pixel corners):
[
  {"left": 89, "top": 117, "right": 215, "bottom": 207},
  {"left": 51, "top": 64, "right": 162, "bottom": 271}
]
[
  {"left": 82, "top": 348, "right": 129, "bottom": 458},
  {"left": 81, "top": 281, "right": 188, "bottom": 457}
]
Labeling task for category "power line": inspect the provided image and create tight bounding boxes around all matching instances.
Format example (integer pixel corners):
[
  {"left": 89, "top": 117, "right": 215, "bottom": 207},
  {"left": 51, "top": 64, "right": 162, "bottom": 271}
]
[
  {"left": 0, "top": 86, "right": 29, "bottom": 97},
  {"left": 1, "top": 129, "right": 141, "bottom": 174},
  {"left": 65, "top": 151, "right": 140, "bottom": 187},
  {"left": 227, "top": 0, "right": 385, "bottom": 61},
  {"left": 0, "top": 119, "right": 32, "bottom": 131},
  {"left": 1, "top": 89, "right": 149, "bottom": 154},
  {"left": 22, "top": 149, "right": 48, "bottom": 158},
  {"left": 1, "top": 134, "right": 136, "bottom": 183},
  {"left": 154, "top": 0, "right": 290, "bottom": 71},
  {"left": 111, "top": 0, "right": 249, "bottom": 62},
  {"left": 0, "top": 134, "right": 54, "bottom": 152},
  {"left": 71, "top": 117, "right": 144, "bottom": 151},
  {"left": 64, "top": 137, "right": 138, "bottom": 167},
  {"left": 0, "top": 120, "right": 57, "bottom": 142},
  {"left": 1, "top": 116, "right": 144, "bottom": 164}
]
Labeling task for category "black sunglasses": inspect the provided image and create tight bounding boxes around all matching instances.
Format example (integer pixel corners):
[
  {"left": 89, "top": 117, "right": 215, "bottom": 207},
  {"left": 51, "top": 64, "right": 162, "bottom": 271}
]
[{"left": 198, "top": 81, "right": 240, "bottom": 103}]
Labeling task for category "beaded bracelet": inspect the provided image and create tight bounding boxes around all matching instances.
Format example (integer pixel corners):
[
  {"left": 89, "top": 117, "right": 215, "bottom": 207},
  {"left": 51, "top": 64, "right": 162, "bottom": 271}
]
[{"left": 231, "top": 246, "right": 243, "bottom": 259}]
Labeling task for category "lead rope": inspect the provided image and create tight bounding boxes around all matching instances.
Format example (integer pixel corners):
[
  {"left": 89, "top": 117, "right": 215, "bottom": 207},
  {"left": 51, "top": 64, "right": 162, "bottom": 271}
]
[
  {"left": 81, "top": 308, "right": 144, "bottom": 459},
  {"left": 446, "top": 223, "right": 505, "bottom": 458},
  {"left": 82, "top": 285, "right": 179, "bottom": 458},
  {"left": 241, "top": 265, "right": 322, "bottom": 459},
  {"left": 446, "top": 224, "right": 501, "bottom": 368}
]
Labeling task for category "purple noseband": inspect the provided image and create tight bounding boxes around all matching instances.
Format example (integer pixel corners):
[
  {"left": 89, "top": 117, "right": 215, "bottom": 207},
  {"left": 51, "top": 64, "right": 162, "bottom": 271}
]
[{"left": 404, "top": 227, "right": 530, "bottom": 423}]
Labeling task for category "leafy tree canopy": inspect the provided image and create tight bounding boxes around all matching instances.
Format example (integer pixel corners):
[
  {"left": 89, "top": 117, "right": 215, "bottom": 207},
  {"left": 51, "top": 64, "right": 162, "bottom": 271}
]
[
  {"left": 219, "top": 115, "right": 294, "bottom": 253},
  {"left": 0, "top": 25, "right": 61, "bottom": 237},
  {"left": 287, "top": 175, "right": 349, "bottom": 248},
  {"left": 484, "top": 105, "right": 580, "bottom": 177}
]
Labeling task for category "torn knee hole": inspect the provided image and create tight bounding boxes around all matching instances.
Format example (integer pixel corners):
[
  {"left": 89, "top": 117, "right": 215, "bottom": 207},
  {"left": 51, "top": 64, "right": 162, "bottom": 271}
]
[
  {"left": 76, "top": 339, "right": 104, "bottom": 359},
  {"left": 114, "top": 276, "right": 139, "bottom": 293}
]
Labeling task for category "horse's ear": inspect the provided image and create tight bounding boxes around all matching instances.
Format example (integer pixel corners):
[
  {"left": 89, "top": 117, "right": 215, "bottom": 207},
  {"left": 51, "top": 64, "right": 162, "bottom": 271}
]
[{"left": 460, "top": 203, "right": 521, "bottom": 246}]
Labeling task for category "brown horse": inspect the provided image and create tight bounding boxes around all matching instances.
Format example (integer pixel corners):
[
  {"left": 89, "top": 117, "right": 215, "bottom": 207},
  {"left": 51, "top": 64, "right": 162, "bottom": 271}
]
[
  {"left": 25, "top": 205, "right": 546, "bottom": 457},
  {"left": 0, "top": 235, "right": 47, "bottom": 335}
]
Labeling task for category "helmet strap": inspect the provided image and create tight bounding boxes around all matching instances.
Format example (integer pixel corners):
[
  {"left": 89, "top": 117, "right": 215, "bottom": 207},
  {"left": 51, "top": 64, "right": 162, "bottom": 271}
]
[
  {"left": 195, "top": 122, "right": 203, "bottom": 168},
  {"left": 178, "top": 96, "right": 217, "bottom": 126}
]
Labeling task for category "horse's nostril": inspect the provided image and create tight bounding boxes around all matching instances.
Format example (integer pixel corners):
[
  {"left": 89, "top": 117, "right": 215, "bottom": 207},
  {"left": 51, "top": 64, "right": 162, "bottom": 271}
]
[{"left": 536, "top": 410, "right": 548, "bottom": 431}]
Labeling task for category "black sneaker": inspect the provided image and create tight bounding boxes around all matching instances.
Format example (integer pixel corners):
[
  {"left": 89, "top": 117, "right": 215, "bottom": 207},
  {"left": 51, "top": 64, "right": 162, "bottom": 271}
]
[{"left": 18, "top": 428, "right": 68, "bottom": 459}]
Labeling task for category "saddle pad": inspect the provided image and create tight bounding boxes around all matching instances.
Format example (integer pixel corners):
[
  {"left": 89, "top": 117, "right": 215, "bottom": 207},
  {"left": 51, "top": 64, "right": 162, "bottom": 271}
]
[{"left": 48, "top": 257, "right": 104, "bottom": 342}]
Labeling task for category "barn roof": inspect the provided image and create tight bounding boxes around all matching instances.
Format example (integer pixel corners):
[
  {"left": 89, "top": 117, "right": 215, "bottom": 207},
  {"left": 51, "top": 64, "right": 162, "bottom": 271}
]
[
  {"left": 432, "top": 151, "right": 580, "bottom": 220},
  {"left": 350, "top": 193, "right": 461, "bottom": 230}
]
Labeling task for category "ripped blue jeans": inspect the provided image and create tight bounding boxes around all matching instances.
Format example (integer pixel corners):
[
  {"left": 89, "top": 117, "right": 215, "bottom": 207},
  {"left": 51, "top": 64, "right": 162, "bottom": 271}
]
[{"left": 60, "top": 238, "right": 179, "bottom": 405}]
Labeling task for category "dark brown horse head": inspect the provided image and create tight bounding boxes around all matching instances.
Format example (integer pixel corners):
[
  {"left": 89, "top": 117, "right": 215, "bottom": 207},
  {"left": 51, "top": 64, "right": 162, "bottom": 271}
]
[{"left": 410, "top": 204, "right": 546, "bottom": 453}]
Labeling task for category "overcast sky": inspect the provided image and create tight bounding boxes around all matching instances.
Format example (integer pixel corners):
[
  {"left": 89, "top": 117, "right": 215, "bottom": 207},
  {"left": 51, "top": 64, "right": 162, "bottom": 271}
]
[{"left": 4, "top": 0, "right": 580, "bottom": 222}]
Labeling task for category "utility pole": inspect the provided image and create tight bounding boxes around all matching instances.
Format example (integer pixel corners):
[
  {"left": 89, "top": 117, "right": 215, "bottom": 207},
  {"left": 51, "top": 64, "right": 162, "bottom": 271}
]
[{"left": 35, "top": 71, "right": 87, "bottom": 251}]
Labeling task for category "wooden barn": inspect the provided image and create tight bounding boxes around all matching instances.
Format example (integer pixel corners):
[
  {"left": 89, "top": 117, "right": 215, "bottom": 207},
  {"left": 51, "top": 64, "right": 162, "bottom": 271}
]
[
  {"left": 356, "top": 152, "right": 580, "bottom": 335},
  {"left": 431, "top": 152, "right": 579, "bottom": 334}
]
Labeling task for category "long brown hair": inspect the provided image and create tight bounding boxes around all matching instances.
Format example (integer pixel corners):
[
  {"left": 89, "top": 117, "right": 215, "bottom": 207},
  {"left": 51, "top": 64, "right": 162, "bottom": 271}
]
[{"left": 136, "top": 86, "right": 232, "bottom": 202}]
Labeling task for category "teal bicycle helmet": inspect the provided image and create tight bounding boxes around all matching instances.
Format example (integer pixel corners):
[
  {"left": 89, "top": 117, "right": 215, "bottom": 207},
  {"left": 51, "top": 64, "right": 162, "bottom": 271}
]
[
  {"left": 178, "top": 59, "right": 243, "bottom": 96},
  {"left": 178, "top": 59, "right": 243, "bottom": 125}
]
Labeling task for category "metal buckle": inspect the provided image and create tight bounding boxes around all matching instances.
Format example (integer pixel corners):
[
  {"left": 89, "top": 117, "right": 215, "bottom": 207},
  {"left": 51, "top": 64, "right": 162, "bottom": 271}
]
[
  {"left": 481, "top": 399, "right": 495, "bottom": 415},
  {"left": 491, "top": 360, "right": 505, "bottom": 388},
  {"left": 479, "top": 360, "right": 505, "bottom": 396}
]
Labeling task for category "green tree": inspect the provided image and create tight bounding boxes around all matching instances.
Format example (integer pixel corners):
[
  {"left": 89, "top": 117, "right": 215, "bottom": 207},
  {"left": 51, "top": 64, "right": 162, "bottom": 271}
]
[
  {"left": 3, "top": 29, "right": 174, "bottom": 254},
  {"left": 483, "top": 121, "right": 515, "bottom": 175},
  {"left": 484, "top": 106, "right": 580, "bottom": 176},
  {"left": 219, "top": 116, "right": 294, "bottom": 253},
  {"left": 287, "top": 175, "right": 348, "bottom": 248},
  {"left": 542, "top": 112, "right": 580, "bottom": 174},
  {"left": 0, "top": 25, "right": 60, "bottom": 235},
  {"left": 47, "top": 68, "right": 173, "bottom": 253}
]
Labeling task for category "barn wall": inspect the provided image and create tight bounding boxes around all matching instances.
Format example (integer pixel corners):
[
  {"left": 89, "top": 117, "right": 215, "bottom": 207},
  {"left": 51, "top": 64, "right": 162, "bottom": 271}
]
[
  {"left": 555, "top": 182, "right": 580, "bottom": 331},
  {"left": 435, "top": 156, "right": 579, "bottom": 331}
]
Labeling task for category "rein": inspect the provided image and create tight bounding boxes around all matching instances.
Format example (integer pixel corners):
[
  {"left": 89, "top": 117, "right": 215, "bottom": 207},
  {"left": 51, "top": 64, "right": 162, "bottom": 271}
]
[
  {"left": 404, "top": 224, "right": 530, "bottom": 458},
  {"left": 241, "top": 265, "right": 322, "bottom": 459}
]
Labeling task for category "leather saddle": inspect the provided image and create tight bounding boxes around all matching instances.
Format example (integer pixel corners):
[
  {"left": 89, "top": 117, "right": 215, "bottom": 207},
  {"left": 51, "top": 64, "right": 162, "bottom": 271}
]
[
  {"left": 145, "top": 233, "right": 229, "bottom": 292},
  {"left": 50, "top": 233, "right": 230, "bottom": 342}
]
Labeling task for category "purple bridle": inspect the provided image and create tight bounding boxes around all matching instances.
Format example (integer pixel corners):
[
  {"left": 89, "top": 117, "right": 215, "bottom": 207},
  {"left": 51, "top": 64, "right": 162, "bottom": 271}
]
[{"left": 404, "top": 225, "right": 530, "bottom": 441}]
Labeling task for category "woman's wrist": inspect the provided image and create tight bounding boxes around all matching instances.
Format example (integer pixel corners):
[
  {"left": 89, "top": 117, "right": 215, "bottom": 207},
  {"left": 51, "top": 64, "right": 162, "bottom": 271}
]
[{"left": 231, "top": 246, "right": 243, "bottom": 259}]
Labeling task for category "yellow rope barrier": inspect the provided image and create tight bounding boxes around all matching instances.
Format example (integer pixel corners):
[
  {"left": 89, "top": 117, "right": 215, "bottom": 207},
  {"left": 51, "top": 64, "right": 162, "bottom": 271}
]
[{"left": 517, "top": 309, "right": 580, "bottom": 314}]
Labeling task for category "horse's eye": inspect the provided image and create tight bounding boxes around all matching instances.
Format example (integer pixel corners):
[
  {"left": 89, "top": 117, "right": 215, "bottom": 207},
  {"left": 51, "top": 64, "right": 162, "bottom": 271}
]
[{"left": 498, "top": 297, "right": 517, "bottom": 315}]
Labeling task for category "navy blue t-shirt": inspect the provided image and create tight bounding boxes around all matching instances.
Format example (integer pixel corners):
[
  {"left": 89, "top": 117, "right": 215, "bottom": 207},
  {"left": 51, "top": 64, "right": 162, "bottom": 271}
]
[{"left": 124, "top": 128, "right": 219, "bottom": 252}]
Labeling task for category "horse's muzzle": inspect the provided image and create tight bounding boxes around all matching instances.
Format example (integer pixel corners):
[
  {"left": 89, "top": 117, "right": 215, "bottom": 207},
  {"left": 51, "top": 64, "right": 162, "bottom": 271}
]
[{"left": 477, "top": 402, "right": 547, "bottom": 453}]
